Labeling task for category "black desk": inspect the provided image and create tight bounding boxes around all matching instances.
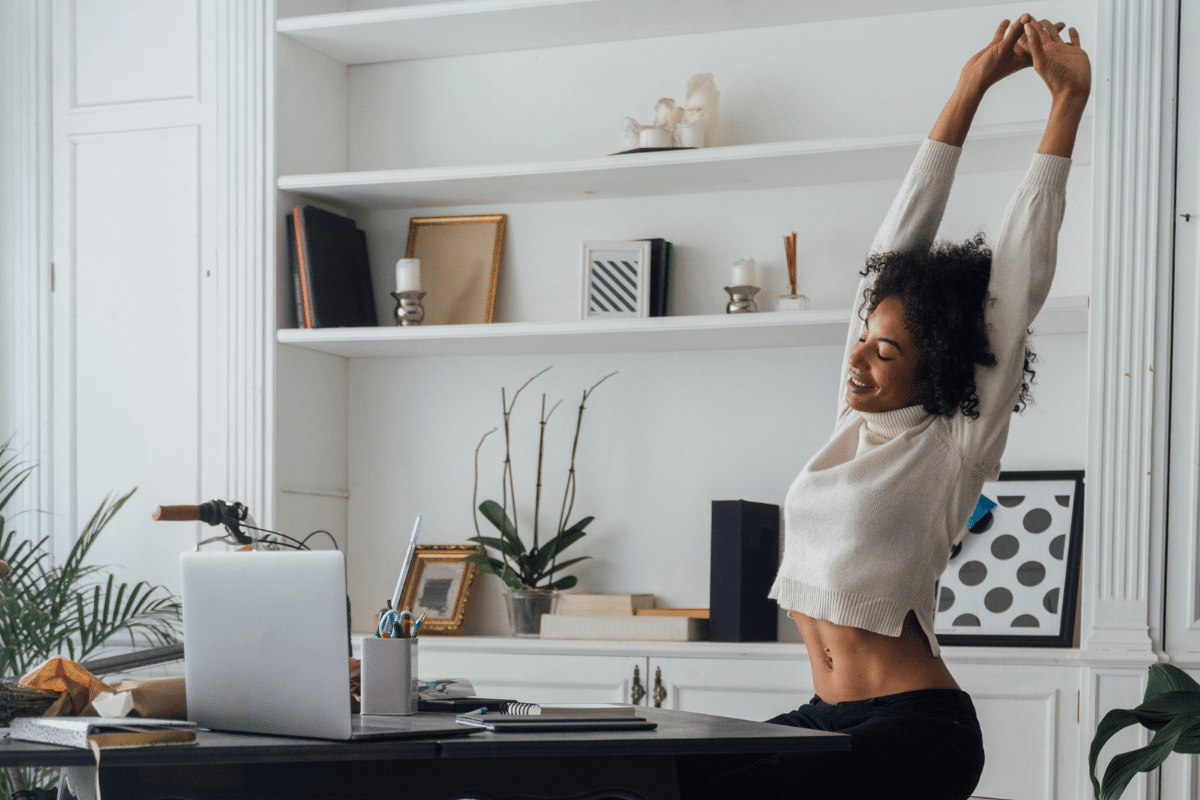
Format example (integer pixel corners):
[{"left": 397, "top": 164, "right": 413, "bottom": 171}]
[{"left": 1, "top": 709, "right": 848, "bottom": 800}]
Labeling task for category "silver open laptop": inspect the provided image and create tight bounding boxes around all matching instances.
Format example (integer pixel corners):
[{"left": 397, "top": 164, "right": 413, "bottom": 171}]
[{"left": 180, "top": 550, "right": 470, "bottom": 740}]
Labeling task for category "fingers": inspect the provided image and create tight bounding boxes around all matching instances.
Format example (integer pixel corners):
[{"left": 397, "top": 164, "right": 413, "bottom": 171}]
[
  {"left": 1024, "top": 20, "right": 1047, "bottom": 60},
  {"left": 991, "top": 19, "right": 1010, "bottom": 44},
  {"left": 999, "top": 17, "right": 1024, "bottom": 50},
  {"left": 1068, "top": 27, "right": 1081, "bottom": 48}
]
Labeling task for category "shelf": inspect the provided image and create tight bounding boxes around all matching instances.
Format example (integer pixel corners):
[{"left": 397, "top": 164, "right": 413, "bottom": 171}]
[
  {"left": 276, "top": 295, "right": 1089, "bottom": 359},
  {"left": 277, "top": 0, "right": 1027, "bottom": 65},
  {"left": 278, "top": 121, "right": 1090, "bottom": 210}
]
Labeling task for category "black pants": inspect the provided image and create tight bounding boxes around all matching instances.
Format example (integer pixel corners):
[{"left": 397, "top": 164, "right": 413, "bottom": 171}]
[{"left": 677, "top": 689, "right": 985, "bottom": 800}]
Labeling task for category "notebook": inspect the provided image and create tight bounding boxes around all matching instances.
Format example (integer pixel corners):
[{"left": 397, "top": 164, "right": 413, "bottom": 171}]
[{"left": 180, "top": 550, "right": 475, "bottom": 741}]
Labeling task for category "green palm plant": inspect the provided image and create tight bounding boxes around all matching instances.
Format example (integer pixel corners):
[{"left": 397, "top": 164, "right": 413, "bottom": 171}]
[
  {"left": 468, "top": 368, "right": 614, "bottom": 591},
  {"left": 0, "top": 442, "right": 183, "bottom": 798},
  {"left": 1089, "top": 662, "right": 1200, "bottom": 799},
  {"left": 0, "top": 446, "right": 181, "bottom": 676}
]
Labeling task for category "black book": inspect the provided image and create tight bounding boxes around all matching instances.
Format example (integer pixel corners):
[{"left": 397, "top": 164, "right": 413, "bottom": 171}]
[
  {"left": 288, "top": 205, "right": 378, "bottom": 329},
  {"left": 642, "top": 238, "right": 673, "bottom": 318}
]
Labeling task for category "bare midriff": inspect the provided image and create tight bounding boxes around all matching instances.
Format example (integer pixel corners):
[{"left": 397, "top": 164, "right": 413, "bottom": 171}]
[{"left": 790, "top": 609, "right": 960, "bottom": 704}]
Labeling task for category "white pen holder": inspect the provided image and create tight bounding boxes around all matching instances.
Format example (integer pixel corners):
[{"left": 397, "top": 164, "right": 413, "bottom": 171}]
[{"left": 361, "top": 637, "right": 418, "bottom": 716}]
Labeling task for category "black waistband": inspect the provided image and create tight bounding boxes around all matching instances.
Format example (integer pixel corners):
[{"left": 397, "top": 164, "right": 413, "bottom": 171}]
[{"left": 812, "top": 688, "right": 976, "bottom": 713}]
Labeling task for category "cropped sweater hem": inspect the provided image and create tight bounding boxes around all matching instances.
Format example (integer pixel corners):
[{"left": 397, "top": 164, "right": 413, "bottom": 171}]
[{"left": 769, "top": 577, "right": 913, "bottom": 638}]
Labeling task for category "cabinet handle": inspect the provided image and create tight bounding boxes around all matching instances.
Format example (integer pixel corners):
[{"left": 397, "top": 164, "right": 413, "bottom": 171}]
[
  {"left": 653, "top": 666, "right": 668, "bottom": 708},
  {"left": 631, "top": 664, "right": 646, "bottom": 705}
]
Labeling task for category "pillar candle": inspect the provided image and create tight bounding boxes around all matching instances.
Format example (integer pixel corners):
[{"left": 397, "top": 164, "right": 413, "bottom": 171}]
[
  {"left": 731, "top": 258, "right": 756, "bottom": 288},
  {"left": 396, "top": 259, "right": 420, "bottom": 292}
]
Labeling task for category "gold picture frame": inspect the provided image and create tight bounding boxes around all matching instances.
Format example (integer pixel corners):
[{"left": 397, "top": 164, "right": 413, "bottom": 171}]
[
  {"left": 405, "top": 214, "right": 506, "bottom": 325},
  {"left": 397, "top": 544, "right": 483, "bottom": 635}
]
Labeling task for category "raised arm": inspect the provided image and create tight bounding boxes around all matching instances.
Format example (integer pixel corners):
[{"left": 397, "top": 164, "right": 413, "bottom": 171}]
[{"left": 958, "top": 19, "right": 1090, "bottom": 467}]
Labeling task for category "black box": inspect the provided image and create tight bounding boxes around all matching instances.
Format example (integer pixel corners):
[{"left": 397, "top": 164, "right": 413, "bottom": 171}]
[{"left": 709, "top": 500, "right": 780, "bottom": 642}]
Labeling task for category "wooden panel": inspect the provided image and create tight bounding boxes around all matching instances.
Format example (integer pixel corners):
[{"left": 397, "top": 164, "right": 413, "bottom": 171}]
[
  {"left": 71, "top": 0, "right": 200, "bottom": 107},
  {"left": 71, "top": 126, "right": 201, "bottom": 593}
]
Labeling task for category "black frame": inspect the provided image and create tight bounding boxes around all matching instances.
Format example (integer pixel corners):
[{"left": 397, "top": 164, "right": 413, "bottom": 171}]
[{"left": 934, "top": 470, "right": 1085, "bottom": 648}]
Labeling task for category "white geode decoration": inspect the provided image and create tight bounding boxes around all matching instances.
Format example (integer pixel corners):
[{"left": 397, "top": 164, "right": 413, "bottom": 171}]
[{"left": 619, "top": 74, "right": 720, "bottom": 150}]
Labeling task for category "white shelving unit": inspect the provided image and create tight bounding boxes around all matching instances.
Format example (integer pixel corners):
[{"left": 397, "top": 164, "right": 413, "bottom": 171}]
[
  {"left": 272, "top": 5, "right": 1094, "bottom": 796},
  {"left": 277, "top": 295, "right": 1089, "bottom": 359}
]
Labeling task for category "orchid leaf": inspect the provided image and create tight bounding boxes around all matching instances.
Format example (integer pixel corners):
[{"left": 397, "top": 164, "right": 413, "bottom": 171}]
[
  {"left": 547, "top": 575, "right": 578, "bottom": 591},
  {"left": 467, "top": 535, "right": 521, "bottom": 561},
  {"left": 479, "top": 500, "right": 525, "bottom": 554}
]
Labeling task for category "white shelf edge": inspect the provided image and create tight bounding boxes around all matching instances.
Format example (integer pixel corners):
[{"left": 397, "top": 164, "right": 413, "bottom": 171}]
[
  {"left": 392, "top": 633, "right": 1086, "bottom": 667},
  {"left": 277, "top": 0, "right": 1038, "bottom": 65},
  {"left": 277, "top": 120, "right": 1091, "bottom": 208},
  {"left": 276, "top": 296, "right": 1088, "bottom": 359}
]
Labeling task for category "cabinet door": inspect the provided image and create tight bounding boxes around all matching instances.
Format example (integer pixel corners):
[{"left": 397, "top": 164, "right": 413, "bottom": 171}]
[
  {"left": 648, "top": 656, "right": 811, "bottom": 721},
  {"left": 419, "top": 648, "right": 649, "bottom": 705}
]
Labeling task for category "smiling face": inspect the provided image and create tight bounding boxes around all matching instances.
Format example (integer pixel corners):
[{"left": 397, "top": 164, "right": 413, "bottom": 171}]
[{"left": 846, "top": 295, "right": 929, "bottom": 414}]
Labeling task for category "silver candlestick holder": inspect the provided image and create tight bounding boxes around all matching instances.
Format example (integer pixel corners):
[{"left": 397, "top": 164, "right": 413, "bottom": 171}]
[
  {"left": 724, "top": 285, "right": 760, "bottom": 314},
  {"left": 392, "top": 290, "right": 426, "bottom": 326}
]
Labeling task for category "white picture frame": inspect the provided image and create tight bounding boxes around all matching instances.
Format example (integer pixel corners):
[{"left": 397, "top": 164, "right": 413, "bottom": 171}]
[{"left": 580, "top": 240, "right": 652, "bottom": 320}]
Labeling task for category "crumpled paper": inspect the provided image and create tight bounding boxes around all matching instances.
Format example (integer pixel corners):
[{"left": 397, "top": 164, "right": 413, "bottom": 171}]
[
  {"left": 19, "top": 657, "right": 188, "bottom": 719},
  {"left": 19, "top": 657, "right": 115, "bottom": 717}
]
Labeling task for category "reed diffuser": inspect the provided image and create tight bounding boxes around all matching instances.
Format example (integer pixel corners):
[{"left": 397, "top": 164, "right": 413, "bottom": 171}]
[{"left": 777, "top": 231, "right": 809, "bottom": 311}]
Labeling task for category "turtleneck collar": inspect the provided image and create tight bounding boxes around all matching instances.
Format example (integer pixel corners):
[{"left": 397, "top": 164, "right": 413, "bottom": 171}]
[{"left": 859, "top": 404, "right": 929, "bottom": 439}]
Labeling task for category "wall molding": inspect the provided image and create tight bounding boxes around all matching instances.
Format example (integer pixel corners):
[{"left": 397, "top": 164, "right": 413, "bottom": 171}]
[
  {"left": 0, "top": 0, "right": 55, "bottom": 546},
  {"left": 206, "top": 0, "right": 273, "bottom": 525},
  {"left": 1081, "top": 0, "right": 1178, "bottom": 660}
]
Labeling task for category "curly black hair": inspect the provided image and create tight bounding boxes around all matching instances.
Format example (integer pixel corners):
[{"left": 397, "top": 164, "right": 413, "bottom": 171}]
[{"left": 860, "top": 233, "right": 1036, "bottom": 419}]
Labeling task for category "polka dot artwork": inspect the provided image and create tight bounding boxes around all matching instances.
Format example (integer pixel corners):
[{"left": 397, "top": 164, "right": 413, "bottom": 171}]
[{"left": 934, "top": 473, "right": 1083, "bottom": 645}]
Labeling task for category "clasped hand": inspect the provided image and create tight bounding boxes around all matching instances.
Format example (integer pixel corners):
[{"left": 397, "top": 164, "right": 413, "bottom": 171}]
[{"left": 961, "top": 13, "right": 1091, "bottom": 100}]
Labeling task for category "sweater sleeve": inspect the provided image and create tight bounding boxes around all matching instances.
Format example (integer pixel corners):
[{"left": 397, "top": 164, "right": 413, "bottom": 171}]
[
  {"left": 954, "top": 153, "right": 1072, "bottom": 474},
  {"left": 837, "top": 140, "right": 962, "bottom": 418}
]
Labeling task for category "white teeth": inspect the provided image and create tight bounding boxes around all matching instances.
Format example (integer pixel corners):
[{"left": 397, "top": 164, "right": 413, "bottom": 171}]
[{"left": 849, "top": 376, "right": 868, "bottom": 388}]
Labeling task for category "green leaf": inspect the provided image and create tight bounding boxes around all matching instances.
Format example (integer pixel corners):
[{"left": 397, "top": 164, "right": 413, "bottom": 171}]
[
  {"left": 546, "top": 575, "right": 578, "bottom": 591},
  {"left": 542, "top": 556, "right": 590, "bottom": 578},
  {"left": 479, "top": 500, "right": 525, "bottom": 555},
  {"left": 467, "top": 535, "right": 522, "bottom": 560},
  {"left": 1098, "top": 713, "right": 1194, "bottom": 800},
  {"left": 533, "top": 516, "right": 593, "bottom": 570},
  {"left": 1131, "top": 690, "right": 1200, "bottom": 731},
  {"left": 1090, "top": 708, "right": 1141, "bottom": 799},
  {"left": 1147, "top": 663, "right": 1200, "bottom": 700}
]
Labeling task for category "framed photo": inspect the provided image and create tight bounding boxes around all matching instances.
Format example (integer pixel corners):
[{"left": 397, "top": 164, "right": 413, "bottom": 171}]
[
  {"left": 406, "top": 215, "right": 506, "bottom": 325},
  {"left": 934, "top": 470, "right": 1084, "bottom": 648},
  {"left": 580, "top": 240, "right": 652, "bottom": 320},
  {"left": 396, "top": 544, "right": 483, "bottom": 635}
]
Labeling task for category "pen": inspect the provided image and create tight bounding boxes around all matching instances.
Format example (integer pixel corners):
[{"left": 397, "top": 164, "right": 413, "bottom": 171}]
[{"left": 390, "top": 514, "right": 423, "bottom": 613}]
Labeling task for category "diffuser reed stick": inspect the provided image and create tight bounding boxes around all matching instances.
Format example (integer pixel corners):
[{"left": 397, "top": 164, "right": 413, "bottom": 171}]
[{"left": 784, "top": 232, "right": 798, "bottom": 295}]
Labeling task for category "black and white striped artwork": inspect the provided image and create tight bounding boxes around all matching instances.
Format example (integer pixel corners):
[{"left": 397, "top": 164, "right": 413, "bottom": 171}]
[
  {"left": 934, "top": 471, "right": 1084, "bottom": 647},
  {"left": 581, "top": 242, "right": 649, "bottom": 319}
]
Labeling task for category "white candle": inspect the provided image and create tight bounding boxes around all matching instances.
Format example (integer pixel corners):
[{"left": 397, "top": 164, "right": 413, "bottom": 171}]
[
  {"left": 396, "top": 258, "right": 421, "bottom": 292},
  {"left": 731, "top": 258, "right": 756, "bottom": 288}
]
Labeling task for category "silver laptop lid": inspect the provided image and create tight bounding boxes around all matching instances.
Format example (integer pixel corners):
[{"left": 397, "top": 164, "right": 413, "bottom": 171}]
[{"left": 181, "top": 550, "right": 351, "bottom": 740}]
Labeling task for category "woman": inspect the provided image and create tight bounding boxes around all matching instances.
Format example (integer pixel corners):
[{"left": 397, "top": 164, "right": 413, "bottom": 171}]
[{"left": 683, "top": 16, "right": 1090, "bottom": 800}]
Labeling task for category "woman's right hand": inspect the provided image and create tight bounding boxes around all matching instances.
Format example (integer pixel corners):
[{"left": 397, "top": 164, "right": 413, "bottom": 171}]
[{"left": 958, "top": 15, "right": 1033, "bottom": 92}]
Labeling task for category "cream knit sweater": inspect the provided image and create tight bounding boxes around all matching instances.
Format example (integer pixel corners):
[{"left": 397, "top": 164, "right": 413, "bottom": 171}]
[{"left": 768, "top": 139, "right": 1072, "bottom": 658}]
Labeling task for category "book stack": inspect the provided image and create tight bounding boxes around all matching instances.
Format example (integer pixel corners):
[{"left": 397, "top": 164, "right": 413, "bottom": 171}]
[
  {"left": 540, "top": 594, "right": 708, "bottom": 642},
  {"left": 287, "top": 204, "right": 379, "bottom": 329}
]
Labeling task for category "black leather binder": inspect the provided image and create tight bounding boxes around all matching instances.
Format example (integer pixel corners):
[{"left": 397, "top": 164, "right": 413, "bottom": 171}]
[{"left": 288, "top": 204, "right": 378, "bottom": 329}]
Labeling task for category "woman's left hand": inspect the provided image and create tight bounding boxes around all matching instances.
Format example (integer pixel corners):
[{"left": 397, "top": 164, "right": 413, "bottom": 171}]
[{"left": 1024, "top": 19, "right": 1092, "bottom": 100}]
